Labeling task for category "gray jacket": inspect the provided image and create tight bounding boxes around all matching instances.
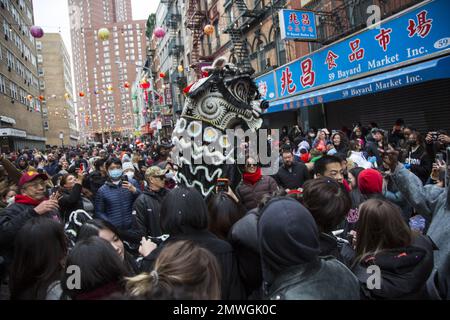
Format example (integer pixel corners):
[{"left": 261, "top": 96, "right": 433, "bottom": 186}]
[{"left": 390, "top": 164, "right": 449, "bottom": 276}]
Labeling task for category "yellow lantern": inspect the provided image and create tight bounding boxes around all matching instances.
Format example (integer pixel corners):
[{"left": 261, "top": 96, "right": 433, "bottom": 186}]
[
  {"left": 98, "top": 28, "right": 110, "bottom": 41},
  {"left": 204, "top": 24, "right": 214, "bottom": 36},
  {"left": 177, "top": 65, "right": 184, "bottom": 73},
  {"left": 64, "top": 93, "right": 70, "bottom": 99},
  {"left": 27, "top": 95, "right": 33, "bottom": 101},
  {"left": 107, "top": 85, "right": 113, "bottom": 92}
]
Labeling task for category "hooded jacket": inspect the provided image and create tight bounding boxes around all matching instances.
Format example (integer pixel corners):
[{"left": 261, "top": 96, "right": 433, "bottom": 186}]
[
  {"left": 352, "top": 234, "right": 434, "bottom": 300},
  {"left": 258, "top": 198, "right": 360, "bottom": 300},
  {"left": 133, "top": 187, "right": 168, "bottom": 238},
  {"left": 390, "top": 164, "right": 449, "bottom": 294}
]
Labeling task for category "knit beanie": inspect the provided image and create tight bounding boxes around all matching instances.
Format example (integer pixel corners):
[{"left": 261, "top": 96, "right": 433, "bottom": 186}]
[{"left": 358, "top": 169, "right": 383, "bottom": 194}]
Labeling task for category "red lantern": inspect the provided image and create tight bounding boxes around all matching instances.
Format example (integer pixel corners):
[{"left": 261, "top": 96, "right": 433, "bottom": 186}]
[
  {"left": 39, "top": 95, "right": 45, "bottom": 101},
  {"left": 159, "top": 72, "right": 166, "bottom": 79},
  {"left": 124, "top": 82, "right": 130, "bottom": 88},
  {"left": 204, "top": 24, "right": 214, "bottom": 36},
  {"left": 79, "top": 92, "right": 85, "bottom": 97},
  {"left": 139, "top": 80, "right": 150, "bottom": 90}
]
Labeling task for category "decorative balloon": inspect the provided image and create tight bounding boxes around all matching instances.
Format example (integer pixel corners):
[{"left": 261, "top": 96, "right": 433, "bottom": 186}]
[
  {"left": 30, "top": 26, "right": 44, "bottom": 38},
  {"left": 98, "top": 28, "right": 110, "bottom": 41},
  {"left": 204, "top": 24, "right": 214, "bottom": 36},
  {"left": 153, "top": 27, "right": 166, "bottom": 39}
]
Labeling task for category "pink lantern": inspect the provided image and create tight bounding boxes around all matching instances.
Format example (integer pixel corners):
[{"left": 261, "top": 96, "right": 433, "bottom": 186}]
[
  {"left": 30, "top": 26, "right": 44, "bottom": 38},
  {"left": 153, "top": 27, "right": 166, "bottom": 39}
]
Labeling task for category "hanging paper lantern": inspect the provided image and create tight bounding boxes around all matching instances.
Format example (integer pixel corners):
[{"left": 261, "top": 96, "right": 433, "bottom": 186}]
[
  {"left": 39, "top": 95, "right": 45, "bottom": 101},
  {"left": 27, "top": 95, "right": 33, "bottom": 101},
  {"left": 79, "top": 92, "right": 85, "bottom": 97},
  {"left": 64, "top": 93, "right": 70, "bottom": 99},
  {"left": 159, "top": 72, "right": 166, "bottom": 79},
  {"left": 177, "top": 65, "right": 184, "bottom": 73},
  {"left": 124, "top": 82, "right": 130, "bottom": 89},
  {"left": 98, "top": 28, "right": 110, "bottom": 41},
  {"left": 153, "top": 27, "right": 166, "bottom": 39},
  {"left": 30, "top": 26, "right": 44, "bottom": 38},
  {"left": 139, "top": 80, "right": 150, "bottom": 90},
  {"left": 204, "top": 24, "right": 214, "bottom": 36},
  {"left": 107, "top": 85, "right": 113, "bottom": 92}
]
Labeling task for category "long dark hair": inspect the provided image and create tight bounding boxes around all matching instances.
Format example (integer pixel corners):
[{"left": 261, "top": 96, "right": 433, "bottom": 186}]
[
  {"left": 160, "top": 186, "right": 208, "bottom": 235},
  {"left": 355, "top": 199, "right": 412, "bottom": 263},
  {"left": 61, "top": 236, "right": 128, "bottom": 300},
  {"left": 207, "top": 193, "right": 245, "bottom": 240},
  {"left": 10, "top": 217, "right": 68, "bottom": 300}
]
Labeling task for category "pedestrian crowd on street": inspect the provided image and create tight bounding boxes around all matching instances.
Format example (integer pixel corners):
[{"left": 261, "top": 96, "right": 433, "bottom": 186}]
[{"left": 0, "top": 118, "right": 449, "bottom": 300}]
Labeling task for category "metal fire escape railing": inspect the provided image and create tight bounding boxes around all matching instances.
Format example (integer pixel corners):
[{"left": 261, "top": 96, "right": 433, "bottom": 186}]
[{"left": 186, "top": 0, "right": 207, "bottom": 76}]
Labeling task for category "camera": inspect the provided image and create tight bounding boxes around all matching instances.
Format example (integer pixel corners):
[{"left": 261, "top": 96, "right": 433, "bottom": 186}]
[
  {"left": 121, "top": 175, "right": 129, "bottom": 183},
  {"left": 430, "top": 132, "right": 439, "bottom": 142}
]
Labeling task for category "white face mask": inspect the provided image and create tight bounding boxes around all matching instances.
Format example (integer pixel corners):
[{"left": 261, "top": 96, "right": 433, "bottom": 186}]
[
  {"left": 125, "top": 172, "right": 135, "bottom": 180},
  {"left": 6, "top": 197, "right": 15, "bottom": 206}
]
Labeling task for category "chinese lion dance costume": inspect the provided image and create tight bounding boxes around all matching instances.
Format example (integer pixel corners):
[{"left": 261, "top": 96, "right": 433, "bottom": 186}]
[{"left": 171, "top": 57, "right": 269, "bottom": 197}]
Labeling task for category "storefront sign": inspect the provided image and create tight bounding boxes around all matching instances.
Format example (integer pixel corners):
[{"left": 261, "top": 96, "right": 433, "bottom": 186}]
[
  {"left": 0, "top": 128, "right": 27, "bottom": 138},
  {"left": 279, "top": 9, "right": 317, "bottom": 40},
  {"left": 256, "top": 0, "right": 450, "bottom": 104}
]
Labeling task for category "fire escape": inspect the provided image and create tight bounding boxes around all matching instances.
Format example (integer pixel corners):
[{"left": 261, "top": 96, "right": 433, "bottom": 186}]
[
  {"left": 222, "top": 0, "right": 262, "bottom": 75},
  {"left": 185, "top": 0, "right": 207, "bottom": 76}
]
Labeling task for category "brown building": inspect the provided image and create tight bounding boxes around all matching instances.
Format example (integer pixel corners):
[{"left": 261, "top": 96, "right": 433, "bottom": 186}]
[
  {"left": 68, "top": 0, "right": 148, "bottom": 142},
  {"left": 0, "top": 0, "right": 46, "bottom": 152},
  {"left": 37, "top": 33, "right": 79, "bottom": 147}
]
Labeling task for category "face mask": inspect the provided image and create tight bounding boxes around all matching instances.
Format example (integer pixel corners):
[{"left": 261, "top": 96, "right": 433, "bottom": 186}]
[
  {"left": 125, "top": 172, "right": 134, "bottom": 180},
  {"left": 109, "top": 169, "right": 123, "bottom": 180},
  {"left": 6, "top": 197, "right": 15, "bottom": 205}
]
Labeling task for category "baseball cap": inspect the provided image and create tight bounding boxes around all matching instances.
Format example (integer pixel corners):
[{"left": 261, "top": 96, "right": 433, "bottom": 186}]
[
  {"left": 18, "top": 171, "right": 48, "bottom": 187},
  {"left": 145, "top": 166, "right": 168, "bottom": 178}
]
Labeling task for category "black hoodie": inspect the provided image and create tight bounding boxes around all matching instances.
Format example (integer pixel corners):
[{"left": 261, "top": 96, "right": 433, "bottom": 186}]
[{"left": 352, "top": 234, "right": 435, "bottom": 300}]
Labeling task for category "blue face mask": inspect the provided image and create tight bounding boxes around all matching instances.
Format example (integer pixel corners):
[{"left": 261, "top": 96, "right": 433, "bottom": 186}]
[{"left": 109, "top": 169, "right": 123, "bottom": 180}]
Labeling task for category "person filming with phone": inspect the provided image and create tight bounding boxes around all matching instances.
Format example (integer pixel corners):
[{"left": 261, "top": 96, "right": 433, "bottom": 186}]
[{"left": 94, "top": 158, "right": 141, "bottom": 244}]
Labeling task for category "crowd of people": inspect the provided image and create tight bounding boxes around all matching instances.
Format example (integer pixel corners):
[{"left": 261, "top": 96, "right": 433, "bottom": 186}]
[{"left": 0, "top": 118, "right": 449, "bottom": 300}]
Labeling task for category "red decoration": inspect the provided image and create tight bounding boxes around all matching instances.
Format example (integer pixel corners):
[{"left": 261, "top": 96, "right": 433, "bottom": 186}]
[
  {"left": 159, "top": 72, "right": 166, "bottom": 78},
  {"left": 39, "top": 95, "right": 45, "bottom": 101},
  {"left": 79, "top": 92, "right": 85, "bottom": 97},
  {"left": 124, "top": 82, "right": 130, "bottom": 88}
]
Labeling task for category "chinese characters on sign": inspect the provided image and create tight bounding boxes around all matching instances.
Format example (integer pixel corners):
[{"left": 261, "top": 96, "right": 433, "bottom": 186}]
[
  {"left": 279, "top": 9, "right": 317, "bottom": 40},
  {"left": 256, "top": 1, "right": 447, "bottom": 101}
]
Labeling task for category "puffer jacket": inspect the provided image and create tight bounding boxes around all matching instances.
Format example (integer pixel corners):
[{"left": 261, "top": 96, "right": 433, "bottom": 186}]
[
  {"left": 266, "top": 257, "right": 360, "bottom": 300},
  {"left": 133, "top": 188, "right": 168, "bottom": 239},
  {"left": 352, "top": 234, "right": 435, "bottom": 300},
  {"left": 236, "top": 176, "right": 278, "bottom": 211},
  {"left": 94, "top": 180, "right": 141, "bottom": 231}
]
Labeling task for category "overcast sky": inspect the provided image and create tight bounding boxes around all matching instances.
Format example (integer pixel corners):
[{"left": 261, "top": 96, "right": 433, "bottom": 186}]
[{"left": 33, "top": 0, "right": 159, "bottom": 56}]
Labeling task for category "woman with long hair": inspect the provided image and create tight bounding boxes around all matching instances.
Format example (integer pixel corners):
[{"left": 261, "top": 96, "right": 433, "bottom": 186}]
[
  {"left": 9, "top": 217, "right": 67, "bottom": 300},
  {"left": 58, "top": 173, "right": 94, "bottom": 222},
  {"left": 61, "top": 237, "right": 128, "bottom": 300},
  {"left": 127, "top": 240, "right": 221, "bottom": 300},
  {"left": 352, "top": 199, "right": 434, "bottom": 299}
]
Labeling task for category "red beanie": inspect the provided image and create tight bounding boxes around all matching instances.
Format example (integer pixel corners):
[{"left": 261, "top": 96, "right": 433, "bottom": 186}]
[{"left": 358, "top": 169, "right": 383, "bottom": 195}]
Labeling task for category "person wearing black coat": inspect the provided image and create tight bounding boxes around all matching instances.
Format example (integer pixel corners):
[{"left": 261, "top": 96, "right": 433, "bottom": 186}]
[
  {"left": 140, "top": 187, "right": 245, "bottom": 300},
  {"left": 84, "top": 158, "right": 107, "bottom": 197},
  {"left": 273, "top": 150, "right": 309, "bottom": 190},
  {"left": 133, "top": 166, "right": 169, "bottom": 239},
  {"left": 58, "top": 173, "right": 94, "bottom": 222},
  {"left": 403, "top": 131, "right": 432, "bottom": 185},
  {"left": 0, "top": 172, "right": 60, "bottom": 274}
]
